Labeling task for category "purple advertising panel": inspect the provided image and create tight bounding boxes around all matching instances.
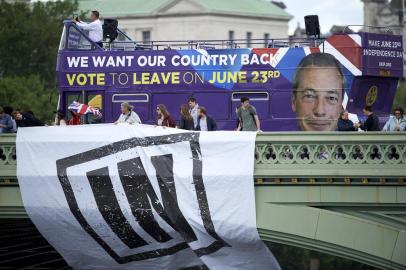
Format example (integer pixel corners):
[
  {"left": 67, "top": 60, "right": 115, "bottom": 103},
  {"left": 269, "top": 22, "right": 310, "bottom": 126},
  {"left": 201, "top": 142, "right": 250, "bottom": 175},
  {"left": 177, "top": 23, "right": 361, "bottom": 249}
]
[
  {"left": 57, "top": 26, "right": 402, "bottom": 131},
  {"left": 361, "top": 32, "right": 404, "bottom": 77}
]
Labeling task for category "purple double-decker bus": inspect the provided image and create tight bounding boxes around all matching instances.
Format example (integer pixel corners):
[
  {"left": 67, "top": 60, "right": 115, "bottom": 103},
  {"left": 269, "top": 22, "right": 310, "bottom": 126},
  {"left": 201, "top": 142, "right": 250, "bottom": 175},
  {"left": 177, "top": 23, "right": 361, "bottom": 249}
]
[{"left": 56, "top": 20, "right": 403, "bottom": 131}]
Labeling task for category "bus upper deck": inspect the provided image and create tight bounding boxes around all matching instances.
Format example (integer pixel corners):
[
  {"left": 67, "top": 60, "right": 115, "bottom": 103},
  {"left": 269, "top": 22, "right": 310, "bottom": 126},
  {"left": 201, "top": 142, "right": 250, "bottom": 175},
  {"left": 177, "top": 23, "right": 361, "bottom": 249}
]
[{"left": 56, "top": 20, "right": 404, "bottom": 131}]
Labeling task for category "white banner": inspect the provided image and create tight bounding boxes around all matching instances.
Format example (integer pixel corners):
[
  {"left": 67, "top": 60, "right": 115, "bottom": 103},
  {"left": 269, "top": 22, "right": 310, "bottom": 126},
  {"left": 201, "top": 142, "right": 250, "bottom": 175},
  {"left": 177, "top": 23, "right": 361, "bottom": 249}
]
[{"left": 17, "top": 124, "right": 279, "bottom": 270}]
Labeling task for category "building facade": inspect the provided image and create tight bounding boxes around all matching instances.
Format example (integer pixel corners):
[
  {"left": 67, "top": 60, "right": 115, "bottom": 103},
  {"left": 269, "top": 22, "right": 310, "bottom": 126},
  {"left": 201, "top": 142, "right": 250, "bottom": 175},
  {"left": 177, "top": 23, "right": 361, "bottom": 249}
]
[
  {"left": 362, "top": 0, "right": 405, "bottom": 77},
  {"left": 79, "top": 0, "right": 292, "bottom": 45}
]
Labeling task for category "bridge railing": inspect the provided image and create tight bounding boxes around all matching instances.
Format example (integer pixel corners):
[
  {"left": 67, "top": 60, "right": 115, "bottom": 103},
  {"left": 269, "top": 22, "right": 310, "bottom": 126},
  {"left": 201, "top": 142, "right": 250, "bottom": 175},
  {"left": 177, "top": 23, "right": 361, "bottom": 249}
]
[
  {"left": 0, "top": 134, "right": 16, "bottom": 185},
  {"left": 1, "top": 132, "right": 406, "bottom": 185},
  {"left": 255, "top": 132, "right": 406, "bottom": 185}
]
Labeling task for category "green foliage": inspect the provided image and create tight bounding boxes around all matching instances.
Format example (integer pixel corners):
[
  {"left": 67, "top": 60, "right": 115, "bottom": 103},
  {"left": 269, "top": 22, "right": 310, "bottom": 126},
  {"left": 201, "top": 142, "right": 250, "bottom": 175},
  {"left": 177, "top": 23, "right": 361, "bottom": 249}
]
[
  {"left": 0, "top": 0, "right": 79, "bottom": 82},
  {"left": 0, "top": 75, "right": 58, "bottom": 122},
  {"left": 392, "top": 81, "right": 406, "bottom": 110},
  {"left": 0, "top": 0, "right": 80, "bottom": 122}
]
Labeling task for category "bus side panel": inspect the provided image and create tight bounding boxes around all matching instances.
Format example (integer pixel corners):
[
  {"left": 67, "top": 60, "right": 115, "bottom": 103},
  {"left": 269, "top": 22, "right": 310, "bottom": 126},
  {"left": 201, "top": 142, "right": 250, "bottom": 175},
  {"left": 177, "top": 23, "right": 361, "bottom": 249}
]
[
  {"left": 347, "top": 76, "right": 399, "bottom": 120},
  {"left": 269, "top": 90, "right": 298, "bottom": 131},
  {"left": 107, "top": 92, "right": 150, "bottom": 123}
]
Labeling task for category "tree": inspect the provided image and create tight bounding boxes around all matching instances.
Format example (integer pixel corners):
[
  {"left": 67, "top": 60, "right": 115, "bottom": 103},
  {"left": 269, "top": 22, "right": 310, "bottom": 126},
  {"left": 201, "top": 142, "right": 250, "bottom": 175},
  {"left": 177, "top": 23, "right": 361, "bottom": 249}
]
[
  {"left": 0, "top": 0, "right": 80, "bottom": 121},
  {"left": 0, "top": 75, "right": 58, "bottom": 122},
  {"left": 0, "top": 0, "right": 80, "bottom": 82},
  {"left": 393, "top": 81, "right": 406, "bottom": 110}
]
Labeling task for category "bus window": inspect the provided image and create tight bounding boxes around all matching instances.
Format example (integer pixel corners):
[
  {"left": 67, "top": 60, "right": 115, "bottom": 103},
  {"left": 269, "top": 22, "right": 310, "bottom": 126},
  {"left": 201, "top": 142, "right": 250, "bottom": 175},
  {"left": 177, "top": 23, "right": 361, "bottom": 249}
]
[
  {"left": 59, "top": 25, "right": 67, "bottom": 50},
  {"left": 64, "top": 92, "right": 83, "bottom": 122},
  {"left": 112, "top": 94, "right": 149, "bottom": 103},
  {"left": 68, "top": 26, "right": 93, "bottom": 50},
  {"left": 112, "top": 93, "right": 149, "bottom": 122},
  {"left": 86, "top": 93, "right": 103, "bottom": 124},
  {"left": 231, "top": 92, "right": 269, "bottom": 118}
]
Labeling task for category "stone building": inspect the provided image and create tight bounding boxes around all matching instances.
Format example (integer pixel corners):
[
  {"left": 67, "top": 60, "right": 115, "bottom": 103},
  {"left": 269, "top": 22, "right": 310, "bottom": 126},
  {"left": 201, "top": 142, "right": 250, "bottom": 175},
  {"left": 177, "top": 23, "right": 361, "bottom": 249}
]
[
  {"left": 78, "top": 0, "right": 292, "bottom": 44},
  {"left": 362, "top": 0, "right": 403, "bottom": 29},
  {"left": 362, "top": 0, "right": 405, "bottom": 77}
]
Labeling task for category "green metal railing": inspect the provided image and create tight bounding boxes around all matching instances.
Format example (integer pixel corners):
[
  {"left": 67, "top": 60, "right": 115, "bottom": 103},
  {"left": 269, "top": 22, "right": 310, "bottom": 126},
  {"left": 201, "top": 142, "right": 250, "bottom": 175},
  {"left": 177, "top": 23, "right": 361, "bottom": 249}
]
[
  {"left": 255, "top": 132, "right": 406, "bottom": 184},
  {"left": 0, "top": 134, "right": 17, "bottom": 184},
  {"left": 1, "top": 132, "right": 406, "bottom": 185},
  {"left": 1, "top": 133, "right": 406, "bottom": 269}
]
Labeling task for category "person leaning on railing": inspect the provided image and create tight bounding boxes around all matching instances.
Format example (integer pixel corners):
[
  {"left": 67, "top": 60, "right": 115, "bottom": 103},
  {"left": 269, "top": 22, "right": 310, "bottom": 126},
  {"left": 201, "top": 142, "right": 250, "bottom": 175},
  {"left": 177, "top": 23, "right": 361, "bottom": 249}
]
[
  {"left": 114, "top": 102, "right": 141, "bottom": 125},
  {"left": 337, "top": 110, "right": 360, "bottom": 131},
  {"left": 359, "top": 105, "right": 380, "bottom": 131},
  {"left": 382, "top": 107, "right": 406, "bottom": 132}
]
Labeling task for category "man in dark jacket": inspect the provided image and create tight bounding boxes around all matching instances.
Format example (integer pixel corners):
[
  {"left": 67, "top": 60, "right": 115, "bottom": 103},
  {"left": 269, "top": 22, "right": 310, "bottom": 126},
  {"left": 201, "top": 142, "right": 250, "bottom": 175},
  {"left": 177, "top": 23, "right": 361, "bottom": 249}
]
[
  {"left": 360, "top": 106, "right": 380, "bottom": 131},
  {"left": 15, "top": 111, "right": 44, "bottom": 127},
  {"left": 338, "top": 110, "right": 360, "bottom": 131},
  {"left": 195, "top": 106, "right": 217, "bottom": 131}
]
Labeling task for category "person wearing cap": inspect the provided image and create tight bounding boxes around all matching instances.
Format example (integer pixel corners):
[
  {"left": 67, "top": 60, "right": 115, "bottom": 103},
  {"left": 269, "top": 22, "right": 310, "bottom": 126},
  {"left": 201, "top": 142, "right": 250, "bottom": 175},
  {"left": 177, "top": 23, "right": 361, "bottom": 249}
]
[{"left": 115, "top": 102, "right": 142, "bottom": 124}]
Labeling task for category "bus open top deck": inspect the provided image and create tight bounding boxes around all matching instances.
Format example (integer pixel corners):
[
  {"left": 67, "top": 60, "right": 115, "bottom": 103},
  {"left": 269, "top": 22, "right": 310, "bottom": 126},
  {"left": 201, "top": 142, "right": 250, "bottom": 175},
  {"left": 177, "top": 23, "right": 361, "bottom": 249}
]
[{"left": 56, "top": 20, "right": 404, "bottom": 131}]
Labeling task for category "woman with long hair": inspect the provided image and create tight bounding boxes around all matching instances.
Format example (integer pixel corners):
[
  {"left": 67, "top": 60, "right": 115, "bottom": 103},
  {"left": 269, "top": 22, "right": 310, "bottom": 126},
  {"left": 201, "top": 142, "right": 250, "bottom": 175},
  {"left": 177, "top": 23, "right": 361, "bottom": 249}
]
[
  {"left": 178, "top": 104, "right": 194, "bottom": 130},
  {"left": 156, "top": 104, "right": 176, "bottom": 127}
]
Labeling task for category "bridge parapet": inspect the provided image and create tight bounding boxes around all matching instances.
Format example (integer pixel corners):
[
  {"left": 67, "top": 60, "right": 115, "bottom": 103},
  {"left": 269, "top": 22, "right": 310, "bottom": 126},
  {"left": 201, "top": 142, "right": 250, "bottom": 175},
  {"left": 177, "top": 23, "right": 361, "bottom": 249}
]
[
  {"left": 0, "top": 134, "right": 17, "bottom": 184},
  {"left": 255, "top": 132, "right": 406, "bottom": 184},
  {"left": 1, "top": 132, "right": 406, "bottom": 184},
  {"left": 1, "top": 133, "right": 406, "bottom": 269}
]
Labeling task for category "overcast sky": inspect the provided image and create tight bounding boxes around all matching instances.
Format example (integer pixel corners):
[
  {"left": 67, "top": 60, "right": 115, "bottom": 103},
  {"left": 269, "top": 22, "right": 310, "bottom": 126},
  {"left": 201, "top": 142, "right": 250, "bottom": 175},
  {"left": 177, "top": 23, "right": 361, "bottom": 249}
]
[
  {"left": 282, "top": 0, "right": 364, "bottom": 34},
  {"left": 34, "top": 0, "right": 365, "bottom": 34}
]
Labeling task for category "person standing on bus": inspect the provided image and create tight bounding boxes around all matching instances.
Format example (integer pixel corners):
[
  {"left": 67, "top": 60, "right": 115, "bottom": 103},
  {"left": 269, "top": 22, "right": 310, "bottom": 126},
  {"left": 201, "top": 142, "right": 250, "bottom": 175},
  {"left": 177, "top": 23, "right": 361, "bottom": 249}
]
[
  {"left": 115, "top": 102, "right": 141, "bottom": 124},
  {"left": 74, "top": 11, "right": 103, "bottom": 47},
  {"left": 188, "top": 97, "right": 199, "bottom": 129},
  {"left": 237, "top": 97, "right": 260, "bottom": 131},
  {"left": 156, "top": 104, "right": 176, "bottom": 128},
  {"left": 196, "top": 107, "right": 217, "bottom": 131},
  {"left": 178, "top": 104, "right": 194, "bottom": 130}
]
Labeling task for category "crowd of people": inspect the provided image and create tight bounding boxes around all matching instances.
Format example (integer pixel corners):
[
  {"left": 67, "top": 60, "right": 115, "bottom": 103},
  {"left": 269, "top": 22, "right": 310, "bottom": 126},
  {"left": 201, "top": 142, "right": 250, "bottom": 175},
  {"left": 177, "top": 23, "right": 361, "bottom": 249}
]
[
  {"left": 1, "top": 99, "right": 405, "bottom": 133},
  {"left": 337, "top": 106, "right": 406, "bottom": 132},
  {"left": 0, "top": 106, "right": 45, "bottom": 133},
  {"left": 112, "top": 96, "right": 262, "bottom": 132}
]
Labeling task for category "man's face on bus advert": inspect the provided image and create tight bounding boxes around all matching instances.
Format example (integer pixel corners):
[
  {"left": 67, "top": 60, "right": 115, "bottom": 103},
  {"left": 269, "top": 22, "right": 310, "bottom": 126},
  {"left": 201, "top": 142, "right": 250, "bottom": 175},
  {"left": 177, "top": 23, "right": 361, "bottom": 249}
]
[{"left": 291, "top": 66, "right": 343, "bottom": 131}]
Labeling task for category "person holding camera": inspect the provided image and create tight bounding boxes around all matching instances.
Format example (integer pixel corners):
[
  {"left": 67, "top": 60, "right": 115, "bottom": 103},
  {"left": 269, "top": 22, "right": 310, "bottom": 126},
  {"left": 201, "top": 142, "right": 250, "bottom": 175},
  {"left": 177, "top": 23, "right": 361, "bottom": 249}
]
[{"left": 73, "top": 10, "right": 103, "bottom": 47}]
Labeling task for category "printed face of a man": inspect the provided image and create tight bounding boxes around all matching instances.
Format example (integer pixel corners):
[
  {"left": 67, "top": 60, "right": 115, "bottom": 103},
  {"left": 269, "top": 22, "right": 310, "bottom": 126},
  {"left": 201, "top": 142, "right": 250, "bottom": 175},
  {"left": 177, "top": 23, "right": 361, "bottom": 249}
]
[{"left": 291, "top": 66, "right": 343, "bottom": 131}]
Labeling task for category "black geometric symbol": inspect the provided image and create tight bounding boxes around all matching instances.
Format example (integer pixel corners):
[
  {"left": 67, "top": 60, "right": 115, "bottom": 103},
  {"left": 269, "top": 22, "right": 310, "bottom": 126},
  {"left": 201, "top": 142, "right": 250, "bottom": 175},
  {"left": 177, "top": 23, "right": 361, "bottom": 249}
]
[{"left": 56, "top": 133, "right": 229, "bottom": 264}]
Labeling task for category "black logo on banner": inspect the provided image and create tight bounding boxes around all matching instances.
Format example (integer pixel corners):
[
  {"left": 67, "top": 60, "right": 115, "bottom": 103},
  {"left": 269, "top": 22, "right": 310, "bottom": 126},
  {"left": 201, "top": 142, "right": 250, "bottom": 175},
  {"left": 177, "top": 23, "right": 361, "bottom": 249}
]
[{"left": 56, "top": 133, "right": 229, "bottom": 264}]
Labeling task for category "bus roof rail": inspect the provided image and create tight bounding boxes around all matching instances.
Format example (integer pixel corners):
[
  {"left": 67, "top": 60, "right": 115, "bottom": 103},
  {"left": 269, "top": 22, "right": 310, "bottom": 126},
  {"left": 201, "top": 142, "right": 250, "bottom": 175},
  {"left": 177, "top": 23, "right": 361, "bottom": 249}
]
[
  {"left": 61, "top": 19, "right": 329, "bottom": 51},
  {"left": 343, "top": 25, "right": 404, "bottom": 35}
]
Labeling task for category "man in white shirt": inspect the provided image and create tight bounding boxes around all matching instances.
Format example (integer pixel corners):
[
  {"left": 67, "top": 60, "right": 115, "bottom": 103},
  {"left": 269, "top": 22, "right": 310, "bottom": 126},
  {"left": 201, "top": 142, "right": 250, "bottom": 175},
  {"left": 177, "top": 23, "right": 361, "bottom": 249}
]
[
  {"left": 74, "top": 11, "right": 103, "bottom": 47},
  {"left": 188, "top": 97, "right": 199, "bottom": 129},
  {"left": 115, "top": 102, "right": 142, "bottom": 125}
]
